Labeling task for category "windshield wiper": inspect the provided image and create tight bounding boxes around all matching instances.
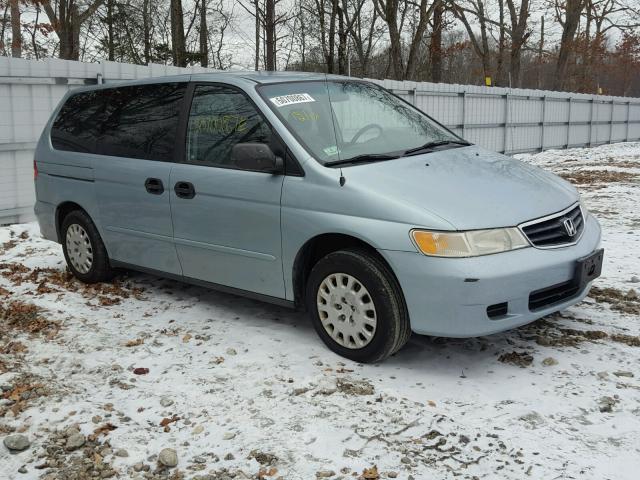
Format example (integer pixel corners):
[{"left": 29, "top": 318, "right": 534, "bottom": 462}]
[
  {"left": 325, "top": 153, "right": 400, "bottom": 167},
  {"left": 403, "top": 140, "right": 471, "bottom": 156}
]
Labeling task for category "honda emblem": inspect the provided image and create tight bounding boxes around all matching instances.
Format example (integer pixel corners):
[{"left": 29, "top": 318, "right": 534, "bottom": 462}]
[{"left": 563, "top": 218, "right": 577, "bottom": 237}]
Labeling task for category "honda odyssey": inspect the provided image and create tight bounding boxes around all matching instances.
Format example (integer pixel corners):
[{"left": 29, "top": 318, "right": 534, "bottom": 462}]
[{"left": 34, "top": 72, "right": 603, "bottom": 362}]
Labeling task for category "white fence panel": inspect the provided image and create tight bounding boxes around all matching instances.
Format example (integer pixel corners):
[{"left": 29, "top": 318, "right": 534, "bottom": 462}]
[{"left": 1, "top": 57, "right": 640, "bottom": 224}]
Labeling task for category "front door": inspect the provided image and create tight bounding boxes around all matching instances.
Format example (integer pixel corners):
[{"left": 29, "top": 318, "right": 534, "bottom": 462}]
[
  {"left": 170, "top": 83, "right": 285, "bottom": 298},
  {"left": 94, "top": 82, "right": 187, "bottom": 275}
]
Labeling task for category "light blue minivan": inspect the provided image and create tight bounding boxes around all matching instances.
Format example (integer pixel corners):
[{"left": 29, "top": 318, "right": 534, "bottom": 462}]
[{"left": 34, "top": 72, "right": 603, "bottom": 362}]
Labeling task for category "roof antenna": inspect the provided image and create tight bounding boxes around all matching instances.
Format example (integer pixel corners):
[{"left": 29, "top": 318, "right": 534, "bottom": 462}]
[{"left": 339, "top": 167, "right": 346, "bottom": 186}]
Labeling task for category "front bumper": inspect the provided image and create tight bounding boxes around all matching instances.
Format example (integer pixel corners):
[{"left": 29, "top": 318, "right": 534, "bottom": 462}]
[{"left": 380, "top": 213, "right": 602, "bottom": 337}]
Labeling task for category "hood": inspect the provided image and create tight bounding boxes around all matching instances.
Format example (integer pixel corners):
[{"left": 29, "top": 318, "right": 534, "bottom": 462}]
[{"left": 342, "top": 145, "right": 578, "bottom": 230}]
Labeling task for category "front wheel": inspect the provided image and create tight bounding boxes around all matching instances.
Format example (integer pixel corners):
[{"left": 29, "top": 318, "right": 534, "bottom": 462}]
[
  {"left": 61, "top": 210, "right": 113, "bottom": 284},
  {"left": 306, "top": 249, "right": 411, "bottom": 363}
]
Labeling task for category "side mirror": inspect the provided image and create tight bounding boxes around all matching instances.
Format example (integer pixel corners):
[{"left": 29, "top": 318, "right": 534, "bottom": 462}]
[{"left": 231, "top": 143, "right": 283, "bottom": 174}]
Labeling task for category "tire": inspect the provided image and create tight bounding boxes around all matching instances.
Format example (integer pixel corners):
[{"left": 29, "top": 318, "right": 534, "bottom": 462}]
[
  {"left": 306, "top": 248, "right": 411, "bottom": 363},
  {"left": 61, "top": 210, "right": 113, "bottom": 284}
]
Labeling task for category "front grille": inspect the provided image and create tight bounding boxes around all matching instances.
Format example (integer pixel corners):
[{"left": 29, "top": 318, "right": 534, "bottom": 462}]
[
  {"left": 528, "top": 280, "right": 580, "bottom": 311},
  {"left": 521, "top": 204, "right": 584, "bottom": 247}
]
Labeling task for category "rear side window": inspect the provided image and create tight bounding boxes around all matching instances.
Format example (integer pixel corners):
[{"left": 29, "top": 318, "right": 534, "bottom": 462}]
[
  {"left": 51, "top": 83, "right": 186, "bottom": 162},
  {"left": 96, "top": 83, "right": 186, "bottom": 161},
  {"left": 51, "top": 90, "right": 104, "bottom": 153},
  {"left": 186, "top": 84, "right": 272, "bottom": 168}
]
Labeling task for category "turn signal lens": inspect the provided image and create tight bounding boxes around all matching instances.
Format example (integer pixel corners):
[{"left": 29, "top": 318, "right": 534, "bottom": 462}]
[{"left": 411, "top": 228, "right": 529, "bottom": 257}]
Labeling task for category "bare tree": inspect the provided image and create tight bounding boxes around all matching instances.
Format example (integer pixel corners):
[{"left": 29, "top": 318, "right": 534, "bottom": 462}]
[
  {"left": 342, "top": 0, "right": 383, "bottom": 76},
  {"left": 451, "top": 0, "right": 493, "bottom": 82},
  {"left": 553, "top": 0, "right": 586, "bottom": 90},
  {"left": 142, "top": 0, "right": 151, "bottom": 64},
  {"left": 265, "top": 0, "right": 275, "bottom": 69},
  {"left": 429, "top": 0, "right": 444, "bottom": 82},
  {"left": 10, "top": 0, "right": 20, "bottom": 57},
  {"left": 199, "top": 0, "right": 208, "bottom": 66},
  {"left": 375, "top": 0, "right": 433, "bottom": 80},
  {"left": 41, "top": 0, "right": 105, "bottom": 60},
  {"left": 505, "top": 0, "right": 531, "bottom": 87},
  {"left": 170, "top": 0, "right": 186, "bottom": 66}
]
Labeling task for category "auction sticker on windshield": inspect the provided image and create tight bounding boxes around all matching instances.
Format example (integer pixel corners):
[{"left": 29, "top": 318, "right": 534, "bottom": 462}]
[{"left": 270, "top": 93, "right": 316, "bottom": 107}]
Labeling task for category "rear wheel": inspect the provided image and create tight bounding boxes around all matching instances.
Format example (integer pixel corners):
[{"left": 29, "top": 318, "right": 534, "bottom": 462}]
[
  {"left": 61, "top": 210, "right": 113, "bottom": 284},
  {"left": 306, "top": 249, "right": 411, "bottom": 363}
]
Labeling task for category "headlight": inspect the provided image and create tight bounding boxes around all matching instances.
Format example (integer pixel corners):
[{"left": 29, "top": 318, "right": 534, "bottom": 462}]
[{"left": 411, "top": 228, "right": 530, "bottom": 257}]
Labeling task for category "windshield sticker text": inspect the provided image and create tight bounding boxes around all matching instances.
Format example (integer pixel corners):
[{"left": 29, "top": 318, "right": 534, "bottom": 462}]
[
  {"left": 291, "top": 110, "right": 320, "bottom": 122},
  {"left": 323, "top": 145, "right": 339, "bottom": 156},
  {"left": 270, "top": 93, "right": 316, "bottom": 107}
]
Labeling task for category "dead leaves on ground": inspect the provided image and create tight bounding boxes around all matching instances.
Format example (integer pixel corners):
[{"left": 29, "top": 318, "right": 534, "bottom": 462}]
[
  {"left": 498, "top": 351, "right": 534, "bottom": 367},
  {"left": 160, "top": 415, "right": 180, "bottom": 432},
  {"left": 0, "top": 262, "right": 145, "bottom": 305},
  {"left": 589, "top": 286, "right": 640, "bottom": 316},
  {"left": 0, "top": 300, "right": 60, "bottom": 339},
  {"left": 88, "top": 423, "right": 117, "bottom": 441},
  {"left": 360, "top": 465, "right": 379, "bottom": 479},
  {"left": 1, "top": 376, "right": 50, "bottom": 418},
  {"left": 559, "top": 170, "right": 638, "bottom": 188}
]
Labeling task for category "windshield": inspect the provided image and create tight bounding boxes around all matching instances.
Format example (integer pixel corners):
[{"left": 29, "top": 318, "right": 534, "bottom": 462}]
[{"left": 258, "top": 80, "right": 465, "bottom": 166}]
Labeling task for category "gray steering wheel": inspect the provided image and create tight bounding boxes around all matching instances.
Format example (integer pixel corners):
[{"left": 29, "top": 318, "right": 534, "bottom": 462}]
[{"left": 350, "top": 123, "right": 383, "bottom": 144}]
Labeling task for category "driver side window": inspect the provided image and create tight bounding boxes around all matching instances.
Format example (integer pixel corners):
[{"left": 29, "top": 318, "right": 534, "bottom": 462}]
[{"left": 186, "top": 85, "right": 272, "bottom": 168}]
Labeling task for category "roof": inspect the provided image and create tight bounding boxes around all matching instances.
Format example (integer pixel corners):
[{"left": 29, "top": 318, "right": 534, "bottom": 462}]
[
  {"left": 75, "top": 71, "right": 353, "bottom": 93},
  {"left": 191, "top": 70, "right": 348, "bottom": 84}
]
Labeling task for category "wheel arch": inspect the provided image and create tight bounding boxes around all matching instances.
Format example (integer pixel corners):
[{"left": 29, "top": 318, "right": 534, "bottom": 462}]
[
  {"left": 292, "top": 232, "right": 404, "bottom": 311},
  {"left": 55, "top": 201, "right": 89, "bottom": 243}
]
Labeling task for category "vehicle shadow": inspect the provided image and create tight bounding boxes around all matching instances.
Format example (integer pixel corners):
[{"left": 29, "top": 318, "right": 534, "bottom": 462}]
[{"left": 122, "top": 270, "right": 553, "bottom": 371}]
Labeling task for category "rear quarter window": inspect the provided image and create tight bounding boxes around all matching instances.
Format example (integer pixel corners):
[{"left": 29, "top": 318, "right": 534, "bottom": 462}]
[
  {"left": 51, "top": 90, "right": 104, "bottom": 153},
  {"left": 51, "top": 83, "right": 186, "bottom": 162}
]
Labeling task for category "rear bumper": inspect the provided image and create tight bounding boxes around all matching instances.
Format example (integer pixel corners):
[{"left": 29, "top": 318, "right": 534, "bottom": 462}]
[
  {"left": 380, "top": 213, "right": 602, "bottom": 337},
  {"left": 34, "top": 200, "right": 57, "bottom": 242}
]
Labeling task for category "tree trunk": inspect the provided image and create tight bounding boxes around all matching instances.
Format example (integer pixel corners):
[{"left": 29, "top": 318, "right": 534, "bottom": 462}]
[
  {"left": 337, "top": 3, "right": 347, "bottom": 74},
  {"left": 376, "top": 0, "right": 403, "bottom": 80},
  {"left": 537, "top": 15, "right": 544, "bottom": 88},
  {"left": 143, "top": 0, "right": 151, "bottom": 64},
  {"left": 106, "top": 0, "right": 115, "bottom": 61},
  {"left": 496, "top": 0, "right": 506, "bottom": 86},
  {"left": 254, "top": 0, "right": 260, "bottom": 70},
  {"left": 506, "top": 0, "right": 530, "bottom": 88},
  {"left": 265, "top": 0, "right": 275, "bottom": 70},
  {"left": 554, "top": 0, "right": 585, "bottom": 90},
  {"left": 170, "top": 0, "right": 186, "bottom": 66},
  {"left": 429, "top": 0, "right": 443, "bottom": 83},
  {"left": 326, "top": 0, "right": 337, "bottom": 73},
  {"left": 404, "top": 0, "right": 431, "bottom": 81},
  {"left": 31, "top": 4, "right": 40, "bottom": 59},
  {"left": 9, "top": 0, "right": 20, "bottom": 58},
  {"left": 200, "top": 0, "right": 209, "bottom": 67}
]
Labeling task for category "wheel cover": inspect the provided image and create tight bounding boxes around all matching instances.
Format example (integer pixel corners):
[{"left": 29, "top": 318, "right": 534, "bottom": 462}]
[
  {"left": 316, "top": 273, "right": 377, "bottom": 349},
  {"left": 65, "top": 224, "right": 93, "bottom": 274}
]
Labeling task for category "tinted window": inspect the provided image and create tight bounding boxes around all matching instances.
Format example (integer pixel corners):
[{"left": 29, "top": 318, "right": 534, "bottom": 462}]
[
  {"left": 96, "top": 83, "right": 186, "bottom": 161},
  {"left": 51, "top": 90, "right": 104, "bottom": 153},
  {"left": 51, "top": 83, "right": 186, "bottom": 162},
  {"left": 186, "top": 85, "right": 272, "bottom": 168}
]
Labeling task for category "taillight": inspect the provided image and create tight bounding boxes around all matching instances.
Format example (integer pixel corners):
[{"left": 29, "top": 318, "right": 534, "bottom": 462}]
[{"left": 34, "top": 159, "right": 38, "bottom": 180}]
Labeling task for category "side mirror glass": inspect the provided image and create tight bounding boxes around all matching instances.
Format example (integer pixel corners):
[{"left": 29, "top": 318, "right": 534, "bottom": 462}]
[{"left": 231, "top": 143, "right": 283, "bottom": 174}]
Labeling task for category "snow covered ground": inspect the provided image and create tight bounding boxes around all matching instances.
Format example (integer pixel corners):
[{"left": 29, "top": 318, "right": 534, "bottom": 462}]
[{"left": 0, "top": 142, "right": 639, "bottom": 480}]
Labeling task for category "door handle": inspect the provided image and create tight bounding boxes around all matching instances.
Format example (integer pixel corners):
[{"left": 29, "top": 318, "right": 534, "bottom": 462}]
[
  {"left": 145, "top": 177, "right": 164, "bottom": 195},
  {"left": 174, "top": 181, "right": 195, "bottom": 199}
]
